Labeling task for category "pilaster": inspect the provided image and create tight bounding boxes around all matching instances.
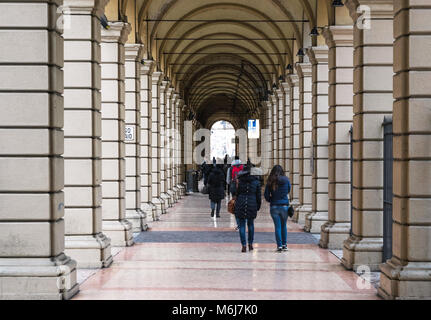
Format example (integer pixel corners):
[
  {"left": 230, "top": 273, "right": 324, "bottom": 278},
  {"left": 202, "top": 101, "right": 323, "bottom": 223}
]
[
  {"left": 287, "top": 74, "right": 300, "bottom": 209},
  {"left": 140, "top": 60, "right": 158, "bottom": 220},
  {"left": 124, "top": 43, "right": 148, "bottom": 232},
  {"left": 62, "top": 0, "right": 113, "bottom": 268},
  {"left": 378, "top": 1, "right": 431, "bottom": 299},
  {"left": 0, "top": 0, "right": 79, "bottom": 299},
  {"left": 305, "top": 46, "right": 330, "bottom": 234},
  {"left": 295, "top": 63, "right": 313, "bottom": 225},
  {"left": 319, "top": 25, "right": 354, "bottom": 249},
  {"left": 151, "top": 71, "right": 166, "bottom": 216},
  {"left": 100, "top": 22, "right": 133, "bottom": 247}
]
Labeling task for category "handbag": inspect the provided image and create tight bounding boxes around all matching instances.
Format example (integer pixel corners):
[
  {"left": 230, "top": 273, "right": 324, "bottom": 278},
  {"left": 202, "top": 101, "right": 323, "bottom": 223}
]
[
  {"left": 287, "top": 205, "right": 294, "bottom": 218},
  {"left": 227, "top": 180, "right": 239, "bottom": 214},
  {"left": 228, "top": 198, "right": 236, "bottom": 214}
]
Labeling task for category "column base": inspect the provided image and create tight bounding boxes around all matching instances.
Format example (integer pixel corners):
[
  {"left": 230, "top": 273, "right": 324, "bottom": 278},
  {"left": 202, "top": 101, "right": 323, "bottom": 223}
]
[
  {"left": 167, "top": 189, "right": 176, "bottom": 204},
  {"left": 319, "top": 222, "right": 350, "bottom": 250},
  {"left": 161, "top": 192, "right": 173, "bottom": 208},
  {"left": 65, "top": 233, "right": 113, "bottom": 269},
  {"left": 378, "top": 259, "right": 431, "bottom": 300},
  {"left": 304, "top": 211, "right": 328, "bottom": 233},
  {"left": 102, "top": 220, "right": 134, "bottom": 247},
  {"left": 126, "top": 209, "right": 148, "bottom": 232},
  {"left": 0, "top": 253, "right": 79, "bottom": 300},
  {"left": 180, "top": 182, "right": 187, "bottom": 195},
  {"left": 295, "top": 205, "right": 312, "bottom": 225},
  {"left": 160, "top": 193, "right": 171, "bottom": 211},
  {"left": 151, "top": 198, "right": 163, "bottom": 220},
  {"left": 290, "top": 200, "right": 300, "bottom": 222},
  {"left": 341, "top": 235, "right": 383, "bottom": 271},
  {"left": 172, "top": 186, "right": 181, "bottom": 201}
]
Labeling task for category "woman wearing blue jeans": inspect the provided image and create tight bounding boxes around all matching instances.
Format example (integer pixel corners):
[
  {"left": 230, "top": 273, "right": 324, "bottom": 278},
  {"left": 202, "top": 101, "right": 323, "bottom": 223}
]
[{"left": 264, "top": 165, "right": 291, "bottom": 252}]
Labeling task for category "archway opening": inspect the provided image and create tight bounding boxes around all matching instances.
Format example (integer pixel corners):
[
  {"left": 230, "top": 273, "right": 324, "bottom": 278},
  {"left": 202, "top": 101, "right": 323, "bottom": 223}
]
[{"left": 210, "top": 120, "right": 236, "bottom": 164}]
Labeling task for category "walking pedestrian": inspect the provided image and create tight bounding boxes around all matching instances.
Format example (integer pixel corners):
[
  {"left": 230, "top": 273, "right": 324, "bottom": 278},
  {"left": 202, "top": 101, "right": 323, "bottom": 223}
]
[
  {"left": 231, "top": 166, "right": 261, "bottom": 252},
  {"left": 208, "top": 163, "right": 225, "bottom": 218},
  {"left": 264, "top": 165, "right": 291, "bottom": 252}
]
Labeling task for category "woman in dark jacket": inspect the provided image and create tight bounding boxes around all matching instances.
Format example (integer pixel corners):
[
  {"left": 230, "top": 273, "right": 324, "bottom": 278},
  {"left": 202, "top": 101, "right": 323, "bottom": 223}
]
[
  {"left": 207, "top": 165, "right": 225, "bottom": 217},
  {"left": 231, "top": 167, "right": 261, "bottom": 252},
  {"left": 264, "top": 165, "right": 291, "bottom": 252}
]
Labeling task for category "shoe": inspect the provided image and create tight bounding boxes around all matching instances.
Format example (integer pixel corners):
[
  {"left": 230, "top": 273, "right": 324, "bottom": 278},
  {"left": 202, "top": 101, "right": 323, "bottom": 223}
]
[
  {"left": 211, "top": 211, "right": 214, "bottom": 217},
  {"left": 241, "top": 246, "right": 247, "bottom": 253},
  {"left": 282, "top": 245, "right": 288, "bottom": 251},
  {"left": 216, "top": 213, "right": 220, "bottom": 218},
  {"left": 249, "top": 244, "right": 254, "bottom": 251},
  {"left": 276, "top": 247, "right": 283, "bottom": 252}
]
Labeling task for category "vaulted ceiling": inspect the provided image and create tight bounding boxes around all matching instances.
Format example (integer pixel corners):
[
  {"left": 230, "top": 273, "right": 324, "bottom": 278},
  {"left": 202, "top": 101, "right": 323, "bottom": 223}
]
[{"left": 106, "top": 0, "right": 351, "bottom": 128}]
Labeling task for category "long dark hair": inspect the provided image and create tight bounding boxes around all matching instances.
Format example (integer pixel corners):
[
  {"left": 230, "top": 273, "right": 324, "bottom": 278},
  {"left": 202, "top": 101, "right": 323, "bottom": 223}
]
[{"left": 267, "top": 165, "right": 285, "bottom": 191}]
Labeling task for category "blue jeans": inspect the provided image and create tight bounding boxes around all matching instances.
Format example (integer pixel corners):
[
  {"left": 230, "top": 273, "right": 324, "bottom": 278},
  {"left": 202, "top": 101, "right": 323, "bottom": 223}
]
[
  {"left": 210, "top": 200, "right": 221, "bottom": 213},
  {"left": 236, "top": 217, "right": 255, "bottom": 246},
  {"left": 270, "top": 206, "right": 288, "bottom": 247}
]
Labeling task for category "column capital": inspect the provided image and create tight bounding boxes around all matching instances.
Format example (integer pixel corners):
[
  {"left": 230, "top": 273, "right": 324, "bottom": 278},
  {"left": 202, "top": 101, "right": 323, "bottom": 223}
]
[
  {"left": 307, "top": 46, "right": 329, "bottom": 65},
  {"left": 287, "top": 73, "right": 299, "bottom": 87},
  {"left": 125, "top": 43, "right": 145, "bottom": 61},
  {"left": 160, "top": 80, "right": 170, "bottom": 92},
  {"left": 63, "top": 0, "right": 109, "bottom": 18},
  {"left": 140, "top": 59, "right": 155, "bottom": 76},
  {"left": 345, "top": 0, "right": 394, "bottom": 21},
  {"left": 322, "top": 25, "right": 354, "bottom": 48},
  {"left": 151, "top": 71, "right": 163, "bottom": 85},
  {"left": 281, "top": 82, "right": 290, "bottom": 91},
  {"left": 101, "top": 22, "right": 131, "bottom": 44},
  {"left": 276, "top": 88, "right": 284, "bottom": 99},
  {"left": 271, "top": 94, "right": 278, "bottom": 104},
  {"left": 167, "top": 86, "right": 175, "bottom": 97},
  {"left": 295, "top": 62, "right": 312, "bottom": 78}
]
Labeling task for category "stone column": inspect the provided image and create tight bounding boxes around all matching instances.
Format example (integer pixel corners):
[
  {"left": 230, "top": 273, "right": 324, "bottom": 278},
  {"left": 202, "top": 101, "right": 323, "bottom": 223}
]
[
  {"left": 266, "top": 100, "right": 273, "bottom": 175},
  {"left": 151, "top": 71, "right": 166, "bottom": 215},
  {"left": 159, "top": 80, "right": 172, "bottom": 207},
  {"left": 140, "top": 60, "right": 158, "bottom": 221},
  {"left": 342, "top": 0, "right": 394, "bottom": 270},
  {"left": 124, "top": 44, "right": 148, "bottom": 232},
  {"left": 171, "top": 93, "right": 181, "bottom": 200},
  {"left": 0, "top": 0, "right": 79, "bottom": 299},
  {"left": 287, "top": 74, "right": 300, "bottom": 208},
  {"left": 378, "top": 1, "right": 431, "bottom": 299},
  {"left": 277, "top": 88, "right": 285, "bottom": 166},
  {"left": 166, "top": 87, "right": 178, "bottom": 202},
  {"left": 305, "top": 46, "right": 330, "bottom": 233},
  {"left": 271, "top": 94, "right": 278, "bottom": 166},
  {"left": 281, "top": 83, "right": 291, "bottom": 175},
  {"left": 295, "top": 63, "right": 313, "bottom": 225},
  {"left": 63, "top": 0, "right": 112, "bottom": 268},
  {"left": 177, "top": 99, "right": 186, "bottom": 194},
  {"left": 100, "top": 22, "right": 133, "bottom": 247},
  {"left": 319, "top": 26, "right": 354, "bottom": 250}
]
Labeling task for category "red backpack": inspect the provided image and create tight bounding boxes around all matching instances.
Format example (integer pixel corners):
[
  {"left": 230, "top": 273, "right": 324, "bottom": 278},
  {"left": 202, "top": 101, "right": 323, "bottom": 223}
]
[{"left": 231, "top": 165, "right": 244, "bottom": 182}]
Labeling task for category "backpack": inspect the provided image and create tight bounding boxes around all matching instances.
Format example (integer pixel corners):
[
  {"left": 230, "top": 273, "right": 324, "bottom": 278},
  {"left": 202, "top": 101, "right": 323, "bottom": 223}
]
[{"left": 231, "top": 165, "right": 243, "bottom": 182}]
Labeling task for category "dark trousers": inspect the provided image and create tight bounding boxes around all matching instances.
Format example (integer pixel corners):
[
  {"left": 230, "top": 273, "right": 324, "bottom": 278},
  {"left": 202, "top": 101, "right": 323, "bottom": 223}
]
[
  {"left": 236, "top": 217, "right": 255, "bottom": 246},
  {"left": 210, "top": 200, "right": 221, "bottom": 213}
]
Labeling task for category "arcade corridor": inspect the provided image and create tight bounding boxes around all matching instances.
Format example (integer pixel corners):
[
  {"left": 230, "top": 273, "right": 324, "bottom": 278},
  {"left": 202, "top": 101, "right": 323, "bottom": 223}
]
[
  {"left": 73, "top": 192, "right": 378, "bottom": 300},
  {"left": 1, "top": 0, "right": 430, "bottom": 300}
]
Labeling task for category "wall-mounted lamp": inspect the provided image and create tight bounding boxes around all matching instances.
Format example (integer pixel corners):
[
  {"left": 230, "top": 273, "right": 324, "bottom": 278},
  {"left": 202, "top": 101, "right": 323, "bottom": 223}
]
[
  {"left": 297, "top": 48, "right": 306, "bottom": 57},
  {"left": 332, "top": 0, "right": 344, "bottom": 7},
  {"left": 309, "top": 27, "right": 320, "bottom": 37},
  {"left": 100, "top": 14, "right": 110, "bottom": 29}
]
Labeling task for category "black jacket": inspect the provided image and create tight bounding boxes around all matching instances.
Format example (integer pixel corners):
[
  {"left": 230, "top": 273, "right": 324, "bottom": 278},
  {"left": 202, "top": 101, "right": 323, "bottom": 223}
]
[
  {"left": 231, "top": 171, "right": 261, "bottom": 219},
  {"left": 208, "top": 167, "right": 225, "bottom": 201}
]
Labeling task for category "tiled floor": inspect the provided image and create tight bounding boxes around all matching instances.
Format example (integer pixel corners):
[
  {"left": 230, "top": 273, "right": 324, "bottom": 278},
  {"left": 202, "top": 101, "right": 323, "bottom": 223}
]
[{"left": 73, "top": 192, "right": 380, "bottom": 300}]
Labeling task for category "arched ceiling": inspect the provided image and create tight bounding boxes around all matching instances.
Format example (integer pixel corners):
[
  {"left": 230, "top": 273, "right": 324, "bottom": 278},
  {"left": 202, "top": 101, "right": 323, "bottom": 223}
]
[{"left": 112, "top": 0, "right": 343, "bottom": 127}]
